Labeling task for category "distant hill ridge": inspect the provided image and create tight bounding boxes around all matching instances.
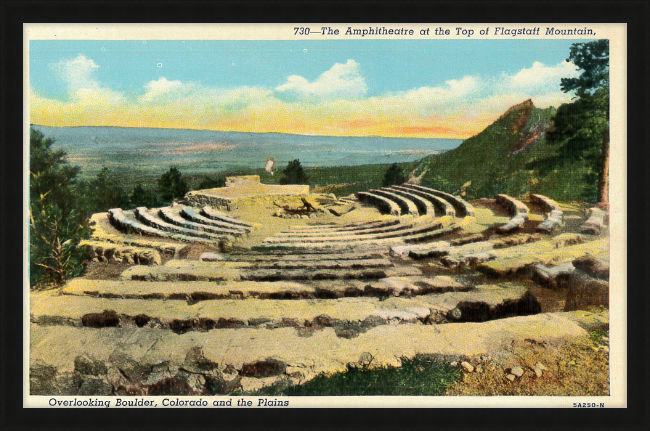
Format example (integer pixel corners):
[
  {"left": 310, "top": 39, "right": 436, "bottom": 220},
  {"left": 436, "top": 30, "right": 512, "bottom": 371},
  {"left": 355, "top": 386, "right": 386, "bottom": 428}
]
[{"left": 409, "top": 99, "right": 591, "bottom": 201}]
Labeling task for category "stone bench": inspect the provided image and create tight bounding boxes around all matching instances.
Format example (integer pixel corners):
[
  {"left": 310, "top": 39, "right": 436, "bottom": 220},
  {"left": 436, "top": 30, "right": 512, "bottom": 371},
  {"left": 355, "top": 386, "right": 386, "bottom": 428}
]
[
  {"left": 134, "top": 208, "right": 227, "bottom": 242},
  {"left": 201, "top": 206, "right": 252, "bottom": 228},
  {"left": 356, "top": 191, "right": 401, "bottom": 216},
  {"left": 288, "top": 219, "right": 401, "bottom": 233},
  {"left": 495, "top": 194, "right": 529, "bottom": 233},
  {"left": 108, "top": 209, "right": 216, "bottom": 245},
  {"left": 159, "top": 207, "right": 244, "bottom": 236},
  {"left": 263, "top": 220, "right": 444, "bottom": 244},
  {"left": 181, "top": 206, "right": 250, "bottom": 232},
  {"left": 496, "top": 194, "right": 529, "bottom": 216},
  {"left": 275, "top": 220, "right": 419, "bottom": 239},
  {"left": 368, "top": 189, "right": 419, "bottom": 216},
  {"left": 537, "top": 209, "right": 563, "bottom": 233},
  {"left": 401, "top": 184, "right": 475, "bottom": 217},
  {"left": 384, "top": 187, "right": 436, "bottom": 215},
  {"left": 529, "top": 193, "right": 560, "bottom": 212},
  {"left": 580, "top": 208, "right": 606, "bottom": 234},
  {"left": 391, "top": 185, "right": 455, "bottom": 217}
]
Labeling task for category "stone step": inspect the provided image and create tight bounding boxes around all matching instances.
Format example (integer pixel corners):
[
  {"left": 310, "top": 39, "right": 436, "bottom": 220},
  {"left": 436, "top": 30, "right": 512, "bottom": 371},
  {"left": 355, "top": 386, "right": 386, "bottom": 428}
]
[
  {"left": 159, "top": 208, "right": 244, "bottom": 236},
  {"left": 29, "top": 309, "right": 608, "bottom": 394},
  {"left": 391, "top": 185, "right": 456, "bottom": 217},
  {"left": 60, "top": 275, "right": 469, "bottom": 302},
  {"left": 134, "top": 208, "right": 227, "bottom": 242},
  {"left": 401, "top": 184, "right": 475, "bottom": 217},
  {"left": 369, "top": 189, "right": 419, "bottom": 216},
  {"left": 385, "top": 187, "right": 436, "bottom": 216},
  {"left": 477, "top": 237, "right": 607, "bottom": 278},
  {"left": 226, "top": 251, "right": 386, "bottom": 262},
  {"left": 180, "top": 207, "right": 250, "bottom": 232},
  {"left": 31, "top": 283, "right": 539, "bottom": 333},
  {"left": 531, "top": 262, "right": 576, "bottom": 288},
  {"left": 356, "top": 191, "right": 401, "bottom": 216},
  {"left": 572, "top": 254, "right": 609, "bottom": 280},
  {"left": 246, "top": 258, "right": 393, "bottom": 271},
  {"left": 119, "top": 260, "right": 417, "bottom": 282}
]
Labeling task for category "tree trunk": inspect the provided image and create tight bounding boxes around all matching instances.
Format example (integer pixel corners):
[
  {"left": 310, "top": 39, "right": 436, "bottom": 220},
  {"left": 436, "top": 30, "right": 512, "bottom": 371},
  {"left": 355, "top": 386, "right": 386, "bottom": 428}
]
[{"left": 597, "top": 106, "right": 609, "bottom": 204}]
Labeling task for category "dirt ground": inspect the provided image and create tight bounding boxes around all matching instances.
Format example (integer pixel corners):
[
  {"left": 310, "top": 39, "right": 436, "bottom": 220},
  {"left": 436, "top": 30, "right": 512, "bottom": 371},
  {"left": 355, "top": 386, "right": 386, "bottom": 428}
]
[{"left": 444, "top": 329, "right": 610, "bottom": 396}]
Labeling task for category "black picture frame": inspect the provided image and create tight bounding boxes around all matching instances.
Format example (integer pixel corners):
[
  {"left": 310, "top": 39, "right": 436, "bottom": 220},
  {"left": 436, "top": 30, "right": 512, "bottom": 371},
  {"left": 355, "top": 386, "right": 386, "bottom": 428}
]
[{"left": 2, "top": 1, "right": 648, "bottom": 430}]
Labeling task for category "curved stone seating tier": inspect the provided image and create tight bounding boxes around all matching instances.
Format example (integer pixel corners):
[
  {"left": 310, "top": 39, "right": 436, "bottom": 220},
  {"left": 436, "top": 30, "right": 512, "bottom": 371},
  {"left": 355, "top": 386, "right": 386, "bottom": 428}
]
[
  {"left": 368, "top": 189, "right": 419, "bottom": 216},
  {"left": 276, "top": 220, "right": 419, "bottom": 239},
  {"left": 495, "top": 194, "right": 529, "bottom": 233},
  {"left": 200, "top": 206, "right": 252, "bottom": 228},
  {"left": 356, "top": 192, "right": 401, "bottom": 216},
  {"left": 384, "top": 187, "right": 436, "bottom": 216},
  {"left": 537, "top": 209, "right": 563, "bottom": 233},
  {"left": 401, "top": 184, "right": 475, "bottom": 217},
  {"left": 497, "top": 213, "right": 528, "bottom": 233},
  {"left": 263, "top": 220, "right": 444, "bottom": 244},
  {"left": 580, "top": 208, "right": 606, "bottom": 234},
  {"left": 108, "top": 209, "right": 218, "bottom": 245},
  {"left": 181, "top": 207, "right": 250, "bottom": 233},
  {"left": 159, "top": 208, "right": 244, "bottom": 236},
  {"left": 289, "top": 219, "right": 401, "bottom": 232},
  {"left": 495, "top": 194, "right": 529, "bottom": 216},
  {"left": 134, "top": 208, "right": 228, "bottom": 242},
  {"left": 529, "top": 194, "right": 560, "bottom": 212},
  {"left": 391, "top": 185, "right": 456, "bottom": 217}
]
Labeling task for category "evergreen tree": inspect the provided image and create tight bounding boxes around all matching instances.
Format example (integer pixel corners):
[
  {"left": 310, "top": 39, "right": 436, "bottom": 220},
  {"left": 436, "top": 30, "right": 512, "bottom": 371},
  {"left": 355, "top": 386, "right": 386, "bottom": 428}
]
[
  {"left": 197, "top": 175, "right": 225, "bottom": 190},
  {"left": 157, "top": 166, "right": 189, "bottom": 202},
  {"left": 382, "top": 163, "right": 406, "bottom": 187},
  {"left": 280, "top": 159, "right": 309, "bottom": 185},
  {"left": 77, "top": 167, "right": 129, "bottom": 214},
  {"left": 128, "top": 184, "right": 161, "bottom": 208},
  {"left": 29, "top": 128, "right": 90, "bottom": 288}
]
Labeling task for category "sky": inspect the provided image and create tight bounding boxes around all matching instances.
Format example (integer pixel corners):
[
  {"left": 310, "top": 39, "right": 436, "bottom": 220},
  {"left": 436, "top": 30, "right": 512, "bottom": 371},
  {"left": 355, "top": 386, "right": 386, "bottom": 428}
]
[{"left": 29, "top": 39, "right": 590, "bottom": 139}]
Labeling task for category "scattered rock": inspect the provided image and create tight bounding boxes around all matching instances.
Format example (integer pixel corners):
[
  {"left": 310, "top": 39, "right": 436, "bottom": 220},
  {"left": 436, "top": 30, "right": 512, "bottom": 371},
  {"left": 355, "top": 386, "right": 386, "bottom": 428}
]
[
  {"left": 200, "top": 252, "right": 224, "bottom": 262},
  {"left": 147, "top": 375, "right": 193, "bottom": 395},
  {"left": 505, "top": 374, "right": 516, "bottom": 382},
  {"left": 450, "top": 361, "right": 459, "bottom": 368},
  {"left": 461, "top": 362, "right": 474, "bottom": 373},
  {"left": 510, "top": 366, "right": 524, "bottom": 377}
]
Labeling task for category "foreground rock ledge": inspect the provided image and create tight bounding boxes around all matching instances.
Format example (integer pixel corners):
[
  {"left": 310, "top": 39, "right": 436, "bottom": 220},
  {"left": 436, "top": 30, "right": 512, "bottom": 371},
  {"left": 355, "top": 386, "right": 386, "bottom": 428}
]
[{"left": 30, "top": 310, "right": 608, "bottom": 395}]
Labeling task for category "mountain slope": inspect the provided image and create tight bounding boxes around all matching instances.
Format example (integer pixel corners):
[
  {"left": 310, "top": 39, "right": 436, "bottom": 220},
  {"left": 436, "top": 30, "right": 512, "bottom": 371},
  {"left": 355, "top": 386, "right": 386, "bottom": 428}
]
[{"left": 411, "top": 99, "right": 597, "bottom": 202}]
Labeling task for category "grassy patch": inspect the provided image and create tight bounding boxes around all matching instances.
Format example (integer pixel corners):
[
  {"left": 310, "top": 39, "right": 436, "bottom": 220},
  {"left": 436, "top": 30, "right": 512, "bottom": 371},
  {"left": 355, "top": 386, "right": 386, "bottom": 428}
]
[{"left": 246, "top": 358, "right": 460, "bottom": 396}]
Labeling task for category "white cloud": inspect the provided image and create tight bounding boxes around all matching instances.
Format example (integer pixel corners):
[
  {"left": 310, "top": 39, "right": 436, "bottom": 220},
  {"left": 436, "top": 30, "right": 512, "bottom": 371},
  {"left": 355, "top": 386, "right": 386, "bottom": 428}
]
[
  {"left": 276, "top": 59, "right": 367, "bottom": 98},
  {"left": 504, "top": 60, "right": 579, "bottom": 92},
  {"left": 142, "top": 77, "right": 185, "bottom": 101},
  {"left": 51, "top": 54, "right": 101, "bottom": 92}
]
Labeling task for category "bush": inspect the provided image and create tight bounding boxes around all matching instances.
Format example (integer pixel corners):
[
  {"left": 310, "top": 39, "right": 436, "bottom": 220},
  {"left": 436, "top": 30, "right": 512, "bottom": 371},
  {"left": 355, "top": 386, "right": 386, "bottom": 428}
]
[
  {"left": 197, "top": 175, "right": 225, "bottom": 190},
  {"left": 128, "top": 184, "right": 162, "bottom": 208}
]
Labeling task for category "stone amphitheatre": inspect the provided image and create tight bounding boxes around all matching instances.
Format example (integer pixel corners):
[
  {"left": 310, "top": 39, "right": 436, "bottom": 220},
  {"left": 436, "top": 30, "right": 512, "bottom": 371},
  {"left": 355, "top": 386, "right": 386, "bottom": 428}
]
[{"left": 29, "top": 174, "right": 610, "bottom": 396}]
